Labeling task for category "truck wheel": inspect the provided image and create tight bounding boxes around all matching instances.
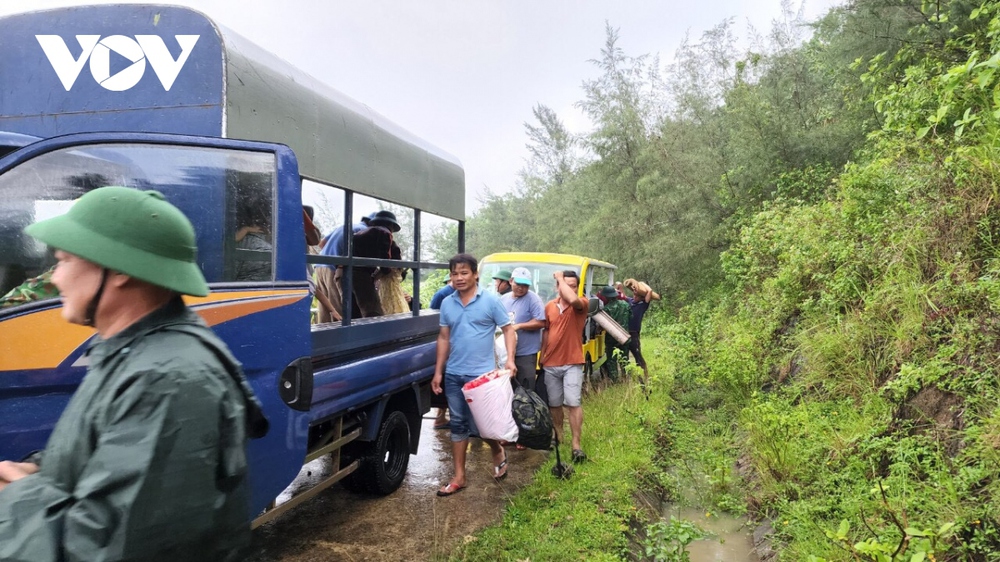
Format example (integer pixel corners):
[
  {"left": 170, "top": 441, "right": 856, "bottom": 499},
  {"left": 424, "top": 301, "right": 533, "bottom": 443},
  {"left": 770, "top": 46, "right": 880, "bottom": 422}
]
[{"left": 342, "top": 410, "right": 411, "bottom": 495}]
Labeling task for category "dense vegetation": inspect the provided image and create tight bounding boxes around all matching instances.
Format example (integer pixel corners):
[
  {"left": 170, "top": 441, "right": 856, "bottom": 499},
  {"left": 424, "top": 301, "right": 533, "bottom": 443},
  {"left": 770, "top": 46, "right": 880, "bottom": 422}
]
[{"left": 465, "top": 0, "right": 1000, "bottom": 559}]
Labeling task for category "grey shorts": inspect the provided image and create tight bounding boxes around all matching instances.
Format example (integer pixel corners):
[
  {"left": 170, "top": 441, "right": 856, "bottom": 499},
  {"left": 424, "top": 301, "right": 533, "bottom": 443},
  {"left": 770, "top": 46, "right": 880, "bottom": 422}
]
[{"left": 543, "top": 364, "right": 583, "bottom": 407}]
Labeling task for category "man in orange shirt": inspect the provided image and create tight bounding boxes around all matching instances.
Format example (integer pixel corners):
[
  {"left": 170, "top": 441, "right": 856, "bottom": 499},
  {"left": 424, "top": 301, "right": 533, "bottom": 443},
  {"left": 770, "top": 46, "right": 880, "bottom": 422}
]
[{"left": 539, "top": 270, "right": 589, "bottom": 463}]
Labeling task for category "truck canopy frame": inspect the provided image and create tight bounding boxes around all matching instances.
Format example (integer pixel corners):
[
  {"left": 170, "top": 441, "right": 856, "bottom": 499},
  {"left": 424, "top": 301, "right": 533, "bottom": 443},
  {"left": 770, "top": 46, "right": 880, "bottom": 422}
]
[{"left": 0, "top": 4, "right": 465, "bottom": 221}]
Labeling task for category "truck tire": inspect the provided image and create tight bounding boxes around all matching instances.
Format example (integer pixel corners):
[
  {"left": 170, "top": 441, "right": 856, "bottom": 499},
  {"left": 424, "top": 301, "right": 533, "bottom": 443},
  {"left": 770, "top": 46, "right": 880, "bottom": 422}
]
[{"left": 342, "top": 410, "right": 411, "bottom": 495}]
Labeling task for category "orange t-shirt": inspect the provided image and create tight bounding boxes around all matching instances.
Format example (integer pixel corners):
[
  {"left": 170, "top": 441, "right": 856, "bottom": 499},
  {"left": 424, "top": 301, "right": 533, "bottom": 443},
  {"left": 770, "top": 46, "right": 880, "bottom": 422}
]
[{"left": 542, "top": 299, "right": 588, "bottom": 366}]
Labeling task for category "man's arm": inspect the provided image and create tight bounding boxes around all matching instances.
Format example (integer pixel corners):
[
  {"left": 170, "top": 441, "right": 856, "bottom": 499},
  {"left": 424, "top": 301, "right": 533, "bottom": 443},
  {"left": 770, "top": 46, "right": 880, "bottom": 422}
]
[
  {"left": 501, "top": 324, "right": 517, "bottom": 375},
  {"left": 554, "top": 274, "right": 587, "bottom": 311},
  {"left": 432, "top": 326, "right": 450, "bottom": 394},
  {"left": 514, "top": 318, "right": 545, "bottom": 332}
]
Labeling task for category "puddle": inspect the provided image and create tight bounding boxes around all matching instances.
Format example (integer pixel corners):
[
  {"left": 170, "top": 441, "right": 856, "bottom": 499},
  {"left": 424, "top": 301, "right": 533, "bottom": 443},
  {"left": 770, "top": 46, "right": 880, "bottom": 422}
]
[{"left": 661, "top": 505, "right": 760, "bottom": 562}]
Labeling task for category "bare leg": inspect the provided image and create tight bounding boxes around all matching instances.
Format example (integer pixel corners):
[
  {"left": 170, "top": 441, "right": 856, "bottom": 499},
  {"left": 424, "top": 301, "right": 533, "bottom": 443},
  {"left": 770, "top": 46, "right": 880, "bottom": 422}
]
[
  {"left": 448, "top": 439, "right": 469, "bottom": 488},
  {"left": 567, "top": 405, "right": 583, "bottom": 451},
  {"left": 485, "top": 438, "right": 506, "bottom": 477}
]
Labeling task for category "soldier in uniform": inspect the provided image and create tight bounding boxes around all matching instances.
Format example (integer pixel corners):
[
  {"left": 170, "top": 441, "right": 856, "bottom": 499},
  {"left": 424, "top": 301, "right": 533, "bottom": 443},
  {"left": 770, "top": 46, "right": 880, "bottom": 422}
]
[
  {"left": 0, "top": 186, "right": 267, "bottom": 562},
  {"left": 600, "top": 285, "right": 632, "bottom": 382}
]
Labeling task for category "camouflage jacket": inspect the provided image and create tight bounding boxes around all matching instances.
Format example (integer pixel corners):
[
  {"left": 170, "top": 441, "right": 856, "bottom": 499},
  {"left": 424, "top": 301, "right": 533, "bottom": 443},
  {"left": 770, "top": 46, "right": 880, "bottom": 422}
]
[
  {"left": 604, "top": 299, "right": 632, "bottom": 336},
  {"left": 0, "top": 269, "right": 58, "bottom": 309}
]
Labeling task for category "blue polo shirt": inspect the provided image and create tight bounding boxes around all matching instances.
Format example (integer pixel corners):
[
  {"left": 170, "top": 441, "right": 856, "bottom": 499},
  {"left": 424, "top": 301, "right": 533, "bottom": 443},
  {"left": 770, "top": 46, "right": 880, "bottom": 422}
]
[
  {"left": 429, "top": 284, "right": 456, "bottom": 309},
  {"left": 500, "top": 290, "right": 545, "bottom": 356},
  {"left": 316, "top": 221, "right": 367, "bottom": 267},
  {"left": 440, "top": 288, "right": 510, "bottom": 375}
]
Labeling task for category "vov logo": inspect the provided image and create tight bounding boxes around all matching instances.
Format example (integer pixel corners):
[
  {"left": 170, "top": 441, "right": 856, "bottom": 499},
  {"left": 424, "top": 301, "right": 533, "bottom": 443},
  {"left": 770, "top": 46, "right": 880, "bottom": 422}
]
[{"left": 36, "top": 35, "right": 200, "bottom": 92}]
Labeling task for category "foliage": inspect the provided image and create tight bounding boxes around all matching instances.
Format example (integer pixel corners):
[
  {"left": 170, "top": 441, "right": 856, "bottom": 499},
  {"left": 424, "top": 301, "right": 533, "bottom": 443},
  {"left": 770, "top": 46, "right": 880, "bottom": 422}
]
[
  {"left": 642, "top": 517, "right": 708, "bottom": 562},
  {"left": 642, "top": 1, "right": 1000, "bottom": 558},
  {"left": 466, "top": 1, "right": 887, "bottom": 306},
  {"left": 465, "top": 0, "right": 1000, "bottom": 559}
]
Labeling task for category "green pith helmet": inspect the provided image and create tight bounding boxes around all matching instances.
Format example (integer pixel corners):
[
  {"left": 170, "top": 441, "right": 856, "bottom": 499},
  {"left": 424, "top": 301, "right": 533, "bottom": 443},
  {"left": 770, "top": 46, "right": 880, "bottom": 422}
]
[
  {"left": 492, "top": 269, "right": 512, "bottom": 282},
  {"left": 600, "top": 286, "right": 619, "bottom": 300},
  {"left": 25, "top": 186, "right": 210, "bottom": 297}
]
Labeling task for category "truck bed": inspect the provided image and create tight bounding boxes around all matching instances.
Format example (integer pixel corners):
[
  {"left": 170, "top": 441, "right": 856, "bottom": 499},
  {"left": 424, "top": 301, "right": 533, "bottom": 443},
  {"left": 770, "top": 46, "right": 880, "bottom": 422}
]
[{"left": 308, "top": 310, "right": 440, "bottom": 425}]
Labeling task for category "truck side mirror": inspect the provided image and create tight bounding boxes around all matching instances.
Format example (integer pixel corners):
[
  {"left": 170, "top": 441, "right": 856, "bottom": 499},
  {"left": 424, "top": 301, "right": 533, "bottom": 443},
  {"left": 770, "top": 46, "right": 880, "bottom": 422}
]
[{"left": 587, "top": 297, "right": 600, "bottom": 316}]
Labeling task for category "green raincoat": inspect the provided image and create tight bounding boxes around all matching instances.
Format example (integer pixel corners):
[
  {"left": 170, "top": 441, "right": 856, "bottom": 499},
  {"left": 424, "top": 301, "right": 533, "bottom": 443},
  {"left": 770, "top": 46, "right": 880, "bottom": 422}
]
[{"left": 0, "top": 298, "right": 266, "bottom": 562}]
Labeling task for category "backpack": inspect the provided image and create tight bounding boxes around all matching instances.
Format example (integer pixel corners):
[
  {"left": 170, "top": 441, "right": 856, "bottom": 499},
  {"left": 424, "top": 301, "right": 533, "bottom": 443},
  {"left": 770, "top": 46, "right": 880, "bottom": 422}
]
[{"left": 512, "top": 384, "right": 554, "bottom": 450}]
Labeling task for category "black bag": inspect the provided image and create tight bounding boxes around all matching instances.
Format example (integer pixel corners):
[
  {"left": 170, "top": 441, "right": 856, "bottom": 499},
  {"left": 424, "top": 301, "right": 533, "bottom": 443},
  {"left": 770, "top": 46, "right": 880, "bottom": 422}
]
[{"left": 512, "top": 384, "right": 554, "bottom": 450}]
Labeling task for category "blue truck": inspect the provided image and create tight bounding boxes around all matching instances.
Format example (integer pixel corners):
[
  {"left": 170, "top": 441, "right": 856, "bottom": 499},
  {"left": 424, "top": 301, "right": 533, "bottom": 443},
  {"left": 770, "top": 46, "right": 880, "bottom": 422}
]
[{"left": 0, "top": 4, "right": 463, "bottom": 526}]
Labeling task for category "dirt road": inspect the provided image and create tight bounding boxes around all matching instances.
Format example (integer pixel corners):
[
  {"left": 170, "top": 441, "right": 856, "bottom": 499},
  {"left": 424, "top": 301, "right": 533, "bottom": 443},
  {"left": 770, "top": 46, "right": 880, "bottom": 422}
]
[{"left": 247, "top": 417, "right": 549, "bottom": 561}]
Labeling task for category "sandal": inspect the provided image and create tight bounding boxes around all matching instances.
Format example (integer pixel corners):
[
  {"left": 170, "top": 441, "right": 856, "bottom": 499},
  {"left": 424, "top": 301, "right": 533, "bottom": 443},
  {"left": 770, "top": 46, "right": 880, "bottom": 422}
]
[
  {"left": 436, "top": 482, "right": 466, "bottom": 497},
  {"left": 571, "top": 449, "right": 587, "bottom": 464},
  {"left": 494, "top": 451, "right": 508, "bottom": 481},
  {"left": 433, "top": 421, "right": 451, "bottom": 430}
]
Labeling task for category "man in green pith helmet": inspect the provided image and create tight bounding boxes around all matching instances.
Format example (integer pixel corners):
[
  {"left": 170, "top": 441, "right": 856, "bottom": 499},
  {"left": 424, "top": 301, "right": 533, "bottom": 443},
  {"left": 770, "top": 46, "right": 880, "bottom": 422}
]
[
  {"left": 0, "top": 187, "right": 268, "bottom": 562},
  {"left": 492, "top": 269, "right": 513, "bottom": 296},
  {"left": 600, "top": 285, "right": 632, "bottom": 382}
]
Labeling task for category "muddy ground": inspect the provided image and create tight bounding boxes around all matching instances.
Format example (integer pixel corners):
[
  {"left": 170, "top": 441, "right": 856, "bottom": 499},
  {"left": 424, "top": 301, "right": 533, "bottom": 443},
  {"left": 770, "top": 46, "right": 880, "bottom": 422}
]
[{"left": 246, "top": 417, "right": 549, "bottom": 561}]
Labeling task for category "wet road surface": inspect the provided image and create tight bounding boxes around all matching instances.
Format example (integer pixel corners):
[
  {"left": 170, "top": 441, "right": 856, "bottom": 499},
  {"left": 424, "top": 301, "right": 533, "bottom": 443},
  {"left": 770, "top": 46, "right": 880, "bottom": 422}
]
[{"left": 247, "top": 416, "right": 549, "bottom": 561}]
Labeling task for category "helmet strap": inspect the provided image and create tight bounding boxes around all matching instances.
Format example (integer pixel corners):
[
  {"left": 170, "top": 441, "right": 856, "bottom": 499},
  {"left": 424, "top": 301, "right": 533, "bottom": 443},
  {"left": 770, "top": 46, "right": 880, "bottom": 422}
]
[{"left": 83, "top": 268, "right": 109, "bottom": 328}]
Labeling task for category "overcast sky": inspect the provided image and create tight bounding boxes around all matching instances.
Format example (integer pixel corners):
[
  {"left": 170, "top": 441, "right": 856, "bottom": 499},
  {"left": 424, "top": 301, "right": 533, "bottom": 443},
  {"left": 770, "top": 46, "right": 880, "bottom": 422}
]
[{"left": 0, "top": 0, "right": 841, "bottom": 217}]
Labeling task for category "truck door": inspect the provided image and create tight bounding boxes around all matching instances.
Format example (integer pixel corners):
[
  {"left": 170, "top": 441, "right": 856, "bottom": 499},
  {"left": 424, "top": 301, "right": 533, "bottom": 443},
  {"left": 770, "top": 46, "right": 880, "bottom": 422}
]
[{"left": 0, "top": 132, "right": 311, "bottom": 517}]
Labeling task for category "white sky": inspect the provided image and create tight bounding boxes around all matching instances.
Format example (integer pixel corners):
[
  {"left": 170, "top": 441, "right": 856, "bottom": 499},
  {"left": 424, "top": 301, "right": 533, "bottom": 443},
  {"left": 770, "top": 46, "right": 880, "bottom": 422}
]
[{"left": 0, "top": 0, "right": 842, "bottom": 218}]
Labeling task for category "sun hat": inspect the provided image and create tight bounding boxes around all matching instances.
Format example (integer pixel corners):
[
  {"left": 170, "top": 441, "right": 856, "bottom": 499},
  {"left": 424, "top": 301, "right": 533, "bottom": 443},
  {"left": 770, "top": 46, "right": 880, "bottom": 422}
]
[
  {"left": 367, "top": 210, "right": 401, "bottom": 232},
  {"left": 24, "top": 186, "right": 209, "bottom": 296}
]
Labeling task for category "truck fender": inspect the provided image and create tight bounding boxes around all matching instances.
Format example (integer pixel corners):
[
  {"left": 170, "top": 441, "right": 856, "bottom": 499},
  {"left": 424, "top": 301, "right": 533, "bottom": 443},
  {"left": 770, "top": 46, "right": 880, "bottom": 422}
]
[{"left": 358, "top": 382, "right": 429, "bottom": 454}]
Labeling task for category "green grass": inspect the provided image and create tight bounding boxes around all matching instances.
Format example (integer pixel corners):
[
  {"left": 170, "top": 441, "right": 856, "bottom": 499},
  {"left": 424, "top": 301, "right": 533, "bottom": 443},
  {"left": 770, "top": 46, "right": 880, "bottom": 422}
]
[{"left": 449, "top": 345, "right": 674, "bottom": 561}]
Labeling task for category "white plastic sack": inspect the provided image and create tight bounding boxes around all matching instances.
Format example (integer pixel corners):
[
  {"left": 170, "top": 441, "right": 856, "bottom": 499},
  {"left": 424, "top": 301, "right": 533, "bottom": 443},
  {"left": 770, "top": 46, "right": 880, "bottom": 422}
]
[
  {"left": 493, "top": 332, "right": 516, "bottom": 368},
  {"left": 462, "top": 369, "right": 519, "bottom": 442}
]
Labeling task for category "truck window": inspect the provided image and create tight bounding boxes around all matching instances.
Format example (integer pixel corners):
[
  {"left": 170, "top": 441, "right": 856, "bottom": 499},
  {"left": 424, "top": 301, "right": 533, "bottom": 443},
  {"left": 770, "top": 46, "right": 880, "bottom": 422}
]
[
  {"left": 0, "top": 144, "right": 276, "bottom": 302},
  {"left": 586, "top": 265, "right": 612, "bottom": 297}
]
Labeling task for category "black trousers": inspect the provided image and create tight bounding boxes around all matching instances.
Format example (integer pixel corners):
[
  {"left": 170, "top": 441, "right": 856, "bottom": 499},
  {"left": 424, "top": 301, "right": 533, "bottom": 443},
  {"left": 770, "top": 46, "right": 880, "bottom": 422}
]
[
  {"left": 627, "top": 330, "right": 646, "bottom": 369},
  {"left": 513, "top": 353, "right": 539, "bottom": 392}
]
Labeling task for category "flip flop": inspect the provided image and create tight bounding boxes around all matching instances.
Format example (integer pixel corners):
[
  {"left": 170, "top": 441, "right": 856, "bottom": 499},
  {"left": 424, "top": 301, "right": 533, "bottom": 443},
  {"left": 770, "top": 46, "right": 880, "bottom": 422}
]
[
  {"left": 571, "top": 449, "right": 587, "bottom": 464},
  {"left": 493, "top": 451, "right": 508, "bottom": 481},
  {"left": 436, "top": 482, "right": 466, "bottom": 497}
]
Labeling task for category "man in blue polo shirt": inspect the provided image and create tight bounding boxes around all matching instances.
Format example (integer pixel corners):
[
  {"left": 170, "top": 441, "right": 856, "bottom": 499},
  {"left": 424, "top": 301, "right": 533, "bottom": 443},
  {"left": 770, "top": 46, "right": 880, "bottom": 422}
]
[
  {"left": 500, "top": 267, "right": 545, "bottom": 393},
  {"left": 432, "top": 253, "right": 516, "bottom": 497}
]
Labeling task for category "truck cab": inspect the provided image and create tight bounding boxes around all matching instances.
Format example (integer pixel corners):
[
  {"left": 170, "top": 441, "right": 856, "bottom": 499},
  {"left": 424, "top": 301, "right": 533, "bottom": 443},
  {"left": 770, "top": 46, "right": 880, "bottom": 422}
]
[{"left": 0, "top": 4, "right": 464, "bottom": 525}]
